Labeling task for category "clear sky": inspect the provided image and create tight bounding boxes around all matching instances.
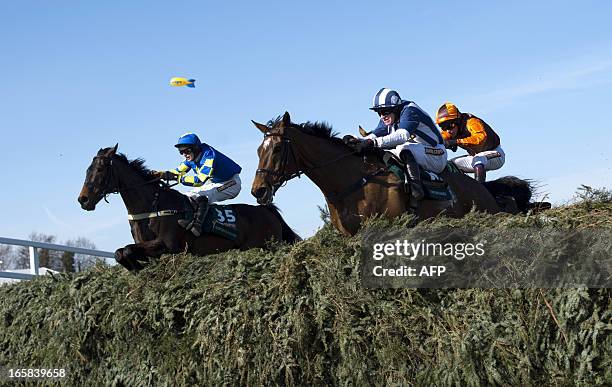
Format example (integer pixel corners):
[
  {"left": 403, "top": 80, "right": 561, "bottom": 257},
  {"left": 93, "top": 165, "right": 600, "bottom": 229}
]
[{"left": 0, "top": 1, "right": 610, "bottom": 252}]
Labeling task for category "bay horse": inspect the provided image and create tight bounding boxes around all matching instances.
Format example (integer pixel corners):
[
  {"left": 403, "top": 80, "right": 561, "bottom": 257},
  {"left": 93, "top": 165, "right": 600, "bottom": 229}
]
[
  {"left": 250, "top": 112, "right": 533, "bottom": 236},
  {"left": 78, "top": 145, "right": 300, "bottom": 271}
]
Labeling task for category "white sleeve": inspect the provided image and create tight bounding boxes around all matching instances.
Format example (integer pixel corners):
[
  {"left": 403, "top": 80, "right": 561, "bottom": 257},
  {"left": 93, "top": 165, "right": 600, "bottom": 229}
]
[{"left": 373, "top": 128, "right": 410, "bottom": 148}]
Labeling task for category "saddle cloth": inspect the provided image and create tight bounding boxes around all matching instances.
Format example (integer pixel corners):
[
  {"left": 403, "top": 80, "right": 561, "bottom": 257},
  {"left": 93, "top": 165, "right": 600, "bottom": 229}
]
[
  {"left": 183, "top": 198, "right": 239, "bottom": 240},
  {"left": 383, "top": 152, "right": 456, "bottom": 201}
]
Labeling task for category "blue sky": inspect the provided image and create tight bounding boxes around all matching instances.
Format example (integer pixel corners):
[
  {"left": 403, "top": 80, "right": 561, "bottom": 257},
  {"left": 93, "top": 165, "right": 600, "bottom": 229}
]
[{"left": 0, "top": 1, "right": 610, "bottom": 252}]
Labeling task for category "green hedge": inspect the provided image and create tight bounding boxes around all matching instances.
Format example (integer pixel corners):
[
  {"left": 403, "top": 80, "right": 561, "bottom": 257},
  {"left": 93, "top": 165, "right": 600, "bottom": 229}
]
[{"left": 1, "top": 195, "right": 610, "bottom": 386}]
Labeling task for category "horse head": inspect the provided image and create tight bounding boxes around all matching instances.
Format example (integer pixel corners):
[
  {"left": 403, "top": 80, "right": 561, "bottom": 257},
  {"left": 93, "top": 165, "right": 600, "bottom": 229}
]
[
  {"left": 78, "top": 144, "right": 119, "bottom": 210},
  {"left": 251, "top": 112, "right": 301, "bottom": 205}
]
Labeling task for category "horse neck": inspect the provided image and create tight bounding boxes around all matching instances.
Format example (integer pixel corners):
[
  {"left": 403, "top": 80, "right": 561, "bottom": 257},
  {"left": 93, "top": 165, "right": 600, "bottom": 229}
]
[
  {"left": 112, "top": 158, "right": 158, "bottom": 214},
  {"left": 289, "top": 129, "right": 370, "bottom": 198}
]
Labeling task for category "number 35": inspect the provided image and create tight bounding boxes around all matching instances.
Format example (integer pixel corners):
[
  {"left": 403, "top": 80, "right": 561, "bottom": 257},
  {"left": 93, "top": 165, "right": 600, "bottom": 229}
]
[{"left": 215, "top": 208, "right": 236, "bottom": 223}]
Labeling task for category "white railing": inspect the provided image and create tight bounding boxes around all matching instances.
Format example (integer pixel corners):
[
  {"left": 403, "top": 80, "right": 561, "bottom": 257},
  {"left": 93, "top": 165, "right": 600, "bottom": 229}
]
[{"left": 0, "top": 237, "right": 115, "bottom": 280}]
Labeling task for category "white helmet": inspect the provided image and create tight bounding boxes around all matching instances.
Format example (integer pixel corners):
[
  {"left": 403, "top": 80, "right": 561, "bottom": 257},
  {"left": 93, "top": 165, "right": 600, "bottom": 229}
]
[{"left": 370, "top": 88, "right": 403, "bottom": 111}]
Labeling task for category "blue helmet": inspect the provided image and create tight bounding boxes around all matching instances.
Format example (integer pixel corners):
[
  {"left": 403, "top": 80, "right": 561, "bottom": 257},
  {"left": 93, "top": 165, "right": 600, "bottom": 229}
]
[
  {"left": 175, "top": 132, "right": 202, "bottom": 148},
  {"left": 370, "top": 88, "right": 403, "bottom": 111}
]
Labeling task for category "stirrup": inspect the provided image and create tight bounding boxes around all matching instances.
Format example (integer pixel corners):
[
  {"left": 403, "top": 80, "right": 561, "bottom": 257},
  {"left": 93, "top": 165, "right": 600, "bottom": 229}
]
[
  {"left": 178, "top": 219, "right": 193, "bottom": 230},
  {"left": 191, "top": 224, "right": 203, "bottom": 237}
]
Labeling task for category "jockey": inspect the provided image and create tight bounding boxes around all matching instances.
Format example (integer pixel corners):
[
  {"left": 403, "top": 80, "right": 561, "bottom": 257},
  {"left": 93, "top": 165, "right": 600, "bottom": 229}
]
[
  {"left": 347, "top": 88, "right": 447, "bottom": 200},
  {"left": 157, "top": 132, "right": 242, "bottom": 236},
  {"left": 436, "top": 103, "right": 504, "bottom": 183}
]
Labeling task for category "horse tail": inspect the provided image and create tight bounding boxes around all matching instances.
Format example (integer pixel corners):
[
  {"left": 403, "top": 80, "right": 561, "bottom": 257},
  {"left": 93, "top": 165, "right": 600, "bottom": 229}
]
[
  {"left": 265, "top": 204, "right": 302, "bottom": 243},
  {"left": 483, "top": 176, "right": 534, "bottom": 213}
]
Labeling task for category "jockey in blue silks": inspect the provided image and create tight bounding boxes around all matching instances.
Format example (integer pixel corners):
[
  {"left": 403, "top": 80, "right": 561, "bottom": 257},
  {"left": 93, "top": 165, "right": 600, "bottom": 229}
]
[
  {"left": 346, "top": 88, "right": 447, "bottom": 200},
  {"left": 157, "top": 132, "right": 242, "bottom": 236}
]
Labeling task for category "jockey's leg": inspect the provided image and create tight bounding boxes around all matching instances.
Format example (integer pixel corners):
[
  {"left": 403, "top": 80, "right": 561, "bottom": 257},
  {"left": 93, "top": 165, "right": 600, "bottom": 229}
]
[
  {"left": 399, "top": 149, "right": 425, "bottom": 201},
  {"left": 178, "top": 195, "right": 197, "bottom": 230},
  {"left": 471, "top": 147, "right": 505, "bottom": 183},
  {"left": 190, "top": 195, "right": 210, "bottom": 237},
  {"left": 185, "top": 174, "right": 241, "bottom": 237},
  {"left": 451, "top": 155, "right": 475, "bottom": 173},
  {"left": 178, "top": 188, "right": 211, "bottom": 235},
  {"left": 474, "top": 164, "right": 486, "bottom": 183}
]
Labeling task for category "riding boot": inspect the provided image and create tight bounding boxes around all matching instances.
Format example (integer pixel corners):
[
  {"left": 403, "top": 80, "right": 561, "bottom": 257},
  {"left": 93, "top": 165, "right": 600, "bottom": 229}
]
[
  {"left": 474, "top": 164, "right": 486, "bottom": 183},
  {"left": 190, "top": 196, "right": 210, "bottom": 237},
  {"left": 178, "top": 196, "right": 199, "bottom": 230},
  {"left": 400, "top": 150, "right": 425, "bottom": 201}
]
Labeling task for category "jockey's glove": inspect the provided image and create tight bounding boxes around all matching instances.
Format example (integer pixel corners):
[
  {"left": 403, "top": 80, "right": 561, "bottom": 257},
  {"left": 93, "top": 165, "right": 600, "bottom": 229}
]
[
  {"left": 444, "top": 139, "right": 458, "bottom": 151},
  {"left": 342, "top": 135, "right": 359, "bottom": 145},
  {"left": 160, "top": 171, "right": 178, "bottom": 181},
  {"left": 352, "top": 139, "right": 375, "bottom": 152}
]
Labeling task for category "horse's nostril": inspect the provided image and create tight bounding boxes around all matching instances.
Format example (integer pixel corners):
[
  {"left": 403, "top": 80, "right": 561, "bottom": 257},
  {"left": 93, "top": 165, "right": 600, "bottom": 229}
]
[
  {"left": 78, "top": 195, "right": 88, "bottom": 205},
  {"left": 252, "top": 187, "right": 267, "bottom": 199}
]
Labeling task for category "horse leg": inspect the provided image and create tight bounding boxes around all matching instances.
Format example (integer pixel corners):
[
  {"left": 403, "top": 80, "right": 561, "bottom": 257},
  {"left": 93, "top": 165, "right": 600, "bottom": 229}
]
[
  {"left": 115, "top": 247, "right": 143, "bottom": 271},
  {"left": 115, "top": 239, "right": 169, "bottom": 271}
]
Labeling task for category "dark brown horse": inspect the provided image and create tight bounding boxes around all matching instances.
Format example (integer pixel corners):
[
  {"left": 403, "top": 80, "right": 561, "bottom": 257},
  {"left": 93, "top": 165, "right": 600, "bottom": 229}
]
[
  {"left": 78, "top": 145, "right": 300, "bottom": 271},
  {"left": 250, "top": 112, "right": 533, "bottom": 236}
]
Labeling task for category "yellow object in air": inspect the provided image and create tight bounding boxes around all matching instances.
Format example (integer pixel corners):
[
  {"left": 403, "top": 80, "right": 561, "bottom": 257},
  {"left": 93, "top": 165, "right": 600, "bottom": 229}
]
[{"left": 169, "top": 77, "right": 196, "bottom": 88}]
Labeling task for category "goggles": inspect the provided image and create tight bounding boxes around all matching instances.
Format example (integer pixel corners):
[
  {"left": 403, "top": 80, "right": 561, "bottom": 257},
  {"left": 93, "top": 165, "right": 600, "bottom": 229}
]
[{"left": 377, "top": 109, "right": 394, "bottom": 117}]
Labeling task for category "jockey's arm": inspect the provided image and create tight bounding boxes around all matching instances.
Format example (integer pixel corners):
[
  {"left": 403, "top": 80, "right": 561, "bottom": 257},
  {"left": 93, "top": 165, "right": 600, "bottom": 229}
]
[
  {"left": 372, "top": 128, "right": 410, "bottom": 148},
  {"left": 457, "top": 118, "right": 487, "bottom": 146},
  {"left": 180, "top": 157, "right": 214, "bottom": 187},
  {"left": 169, "top": 162, "right": 190, "bottom": 177},
  {"left": 457, "top": 118, "right": 487, "bottom": 145}
]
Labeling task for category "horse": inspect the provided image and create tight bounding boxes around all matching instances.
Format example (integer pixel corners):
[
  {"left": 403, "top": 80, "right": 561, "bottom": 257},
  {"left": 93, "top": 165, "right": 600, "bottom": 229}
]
[
  {"left": 77, "top": 144, "right": 300, "bottom": 271},
  {"left": 250, "top": 112, "right": 534, "bottom": 236}
]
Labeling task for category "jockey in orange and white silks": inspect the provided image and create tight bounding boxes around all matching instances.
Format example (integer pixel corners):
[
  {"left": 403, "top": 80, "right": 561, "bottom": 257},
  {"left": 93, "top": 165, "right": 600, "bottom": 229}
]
[
  {"left": 436, "top": 103, "right": 505, "bottom": 183},
  {"left": 346, "top": 88, "right": 447, "bottom": 200}
]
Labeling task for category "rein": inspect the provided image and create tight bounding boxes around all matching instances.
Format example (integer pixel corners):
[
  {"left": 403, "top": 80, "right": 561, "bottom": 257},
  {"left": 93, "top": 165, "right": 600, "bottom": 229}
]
[
  {"left": 256, "top": 130, "right": 358, "bottom": 191},
  {"left": 94, "top": 155, "right": 181, "bottom": 220},
  {"left": 96, "top": 155, "right": 176, "bottom": 202}
]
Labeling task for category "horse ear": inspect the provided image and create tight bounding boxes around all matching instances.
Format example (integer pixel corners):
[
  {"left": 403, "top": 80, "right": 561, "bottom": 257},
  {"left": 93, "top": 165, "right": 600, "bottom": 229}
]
[
  {"left": 251, "top": 120, "right": 269, "bottom": 134},
  {"left": 106, "top": 143, "right": 118, "bottom": 156},
  {"left": 282, "top": 111, "right": 291, "bottom": 127}
]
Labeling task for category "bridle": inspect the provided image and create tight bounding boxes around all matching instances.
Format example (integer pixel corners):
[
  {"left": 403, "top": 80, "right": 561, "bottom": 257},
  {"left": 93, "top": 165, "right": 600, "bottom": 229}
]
[
  {"left": 90, "top": 154, "right": 174, "bottom": 204},
  {"left": 255, "top": 128, "right": 374, "bottom": 200},
  {"left": 255, "top": 132, "right": 302, "bottom": 192}
]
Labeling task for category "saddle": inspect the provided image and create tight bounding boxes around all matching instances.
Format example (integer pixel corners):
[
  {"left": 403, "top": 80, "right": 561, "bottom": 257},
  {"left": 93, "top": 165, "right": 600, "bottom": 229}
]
[
  {"left": 382, "top": 152, "right": 456, "bottom": 201},
  {"left": 183, "top": 197, "right": 239, "bottom": 240}
]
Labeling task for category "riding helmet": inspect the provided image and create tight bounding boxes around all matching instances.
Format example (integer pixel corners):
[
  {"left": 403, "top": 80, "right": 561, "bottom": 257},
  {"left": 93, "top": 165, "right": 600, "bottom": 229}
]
[
  {"left": 370, "top": 88, "right": 404, "bottom": 111},
  {"left": 436, "top": 103, "right": 461, "bottom": 124},
  {"left": 175, "top": 132, "right": 202, "bottom": 148}
]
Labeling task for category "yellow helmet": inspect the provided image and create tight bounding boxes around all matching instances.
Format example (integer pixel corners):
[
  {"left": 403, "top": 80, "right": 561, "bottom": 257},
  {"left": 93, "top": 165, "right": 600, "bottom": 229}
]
[{"left": 436, "top": 102, "right": 461, "bottom": 124}]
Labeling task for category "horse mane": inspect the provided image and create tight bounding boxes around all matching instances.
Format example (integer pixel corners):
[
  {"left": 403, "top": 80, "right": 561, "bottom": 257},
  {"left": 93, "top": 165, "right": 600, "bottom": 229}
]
[
  {"left": 99, "top": 147, "right": 157, "bottom": 180},
  {"left": 119, "top": 153, "right": 156, "bottom": 179},
  {"left": 266, "top": 116, "right": 346, "bottom": 146}
]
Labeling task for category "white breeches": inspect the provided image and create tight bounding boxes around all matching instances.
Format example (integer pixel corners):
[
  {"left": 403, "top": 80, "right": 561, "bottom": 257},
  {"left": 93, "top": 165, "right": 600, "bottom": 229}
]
[
  {"left": 186, "top": 174, "right": 241, "bottom": 203},
  {"left": 451, "top": 146, "right": 505, "bottom": 172},
  {"left": 389, "top": 142, "right": 448, "bottom": 173}
]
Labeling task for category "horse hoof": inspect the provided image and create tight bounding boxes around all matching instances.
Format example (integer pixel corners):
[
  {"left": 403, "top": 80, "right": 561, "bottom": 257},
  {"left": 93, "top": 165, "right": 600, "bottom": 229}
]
[{"left": 123, "top": 245, "right": 135, "bottom": 258}]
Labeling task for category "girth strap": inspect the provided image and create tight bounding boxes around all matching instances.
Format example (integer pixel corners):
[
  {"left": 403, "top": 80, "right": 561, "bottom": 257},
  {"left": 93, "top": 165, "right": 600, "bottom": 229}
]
[{"left": 127, "top": 210, "right": 181, "bottom": 221}]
